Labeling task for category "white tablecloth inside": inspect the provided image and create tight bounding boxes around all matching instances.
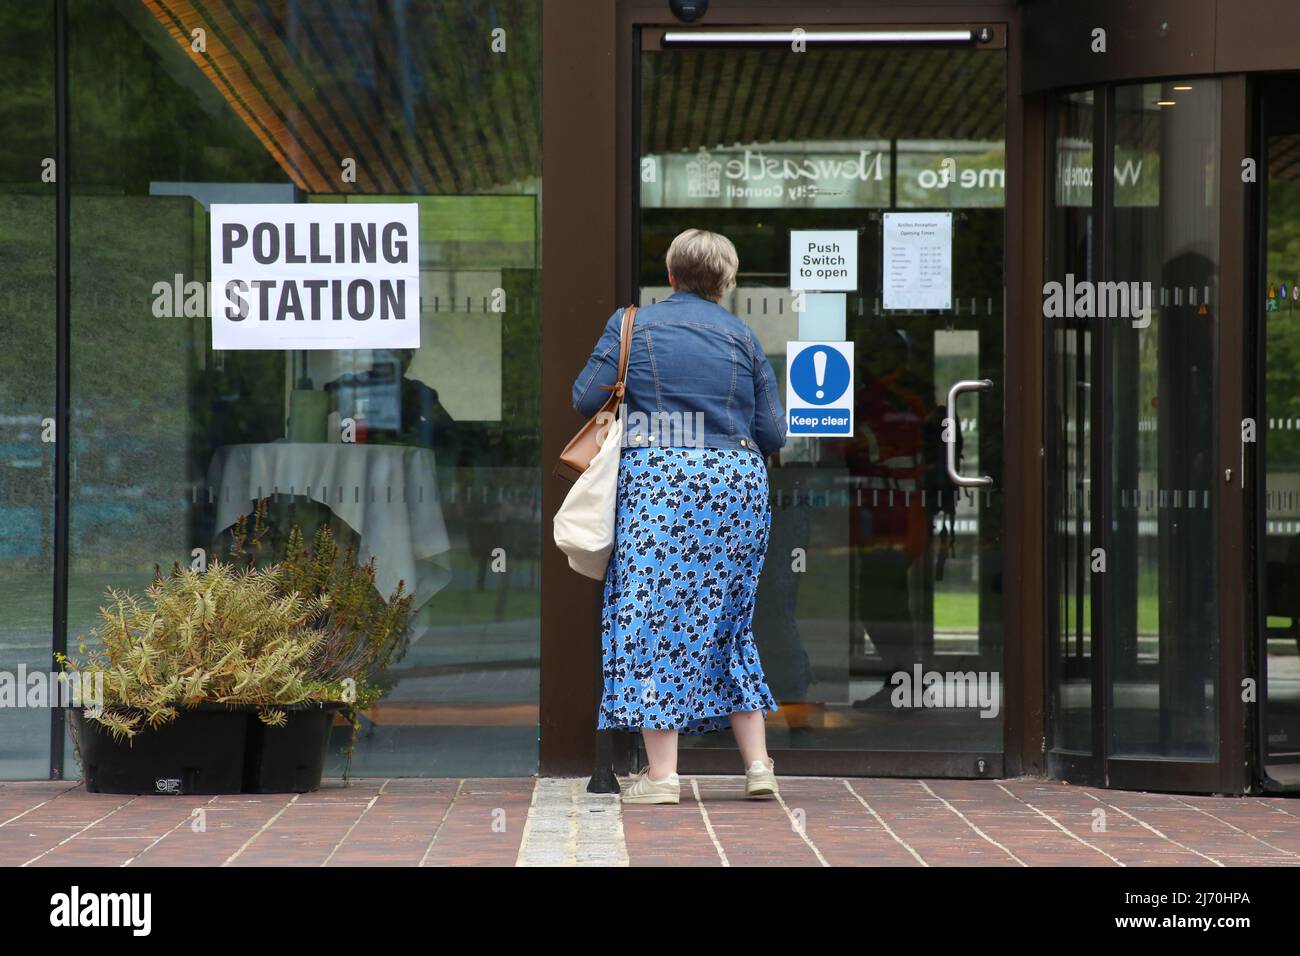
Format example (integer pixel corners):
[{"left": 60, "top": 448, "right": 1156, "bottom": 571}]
[{"left": 208, "top": 442, "right": 451, "bottom": 612}]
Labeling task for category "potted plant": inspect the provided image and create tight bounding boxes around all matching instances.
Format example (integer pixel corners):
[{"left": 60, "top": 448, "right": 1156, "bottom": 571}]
[
  {"left": 230, "top": 505, "right": 414, "bottom": 791},
  {"left": 63, "top": 501, "right": 413, "bottom": 795}
]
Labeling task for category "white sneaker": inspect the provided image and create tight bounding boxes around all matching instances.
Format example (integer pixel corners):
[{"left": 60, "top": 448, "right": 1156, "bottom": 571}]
[
  {"left": 622, "top": 769, "right": 680, "bottom": 805},
  {"left": 745, "top": 758, "right": 778, "bottom": 798}
]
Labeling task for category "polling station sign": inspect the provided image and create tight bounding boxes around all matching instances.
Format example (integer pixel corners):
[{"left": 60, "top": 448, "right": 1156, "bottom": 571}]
[
  {"left": 210, "top": 203, "right": 420, "bottom": 350},
  {"left": 786, "top": 341, "right": 854, "bottom": 437}
]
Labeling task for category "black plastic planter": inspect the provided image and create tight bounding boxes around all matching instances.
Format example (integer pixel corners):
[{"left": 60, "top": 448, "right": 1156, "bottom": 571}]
[
  {"left": 73, "top": 706, "right": 248, "bottom": 795},
  {"left": 72, "top": 702, "right": 348, "bottom": 795},
  {"left": 243, "top": 702, "right": 347, "bottom": 793}
]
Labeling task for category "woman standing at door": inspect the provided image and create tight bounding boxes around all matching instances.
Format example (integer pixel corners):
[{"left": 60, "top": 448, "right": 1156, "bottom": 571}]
[{"left": 572, "top": 228, "right": 788, "bottom": 805}]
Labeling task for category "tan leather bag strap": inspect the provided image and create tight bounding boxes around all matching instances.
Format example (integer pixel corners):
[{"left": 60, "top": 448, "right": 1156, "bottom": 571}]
[
  {"left": 552, "top": 305, "right": 639, "bottom": 482},
  {"left": 596, "top": 305, "right": 637, "bottom": 405}
]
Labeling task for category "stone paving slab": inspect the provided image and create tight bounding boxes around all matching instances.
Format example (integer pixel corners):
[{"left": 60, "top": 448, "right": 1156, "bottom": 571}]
[{"left": 1, "top": 777, "right": 1298, "bottom": 867}]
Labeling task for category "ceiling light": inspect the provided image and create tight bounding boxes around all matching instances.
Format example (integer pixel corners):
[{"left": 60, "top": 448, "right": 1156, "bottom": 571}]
[{"left": 660, "top": 29, "right": 977, "bottom": 46}]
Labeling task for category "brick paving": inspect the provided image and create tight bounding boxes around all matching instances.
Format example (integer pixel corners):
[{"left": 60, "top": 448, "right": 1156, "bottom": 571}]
[{"left": 1, "top": 776, "right": 1298, "bottom": 866}]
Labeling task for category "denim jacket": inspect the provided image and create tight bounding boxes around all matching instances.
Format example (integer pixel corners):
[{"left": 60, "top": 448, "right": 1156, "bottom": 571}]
[{"left": 571, "top": 290, "right": 787, "bottom": 458}]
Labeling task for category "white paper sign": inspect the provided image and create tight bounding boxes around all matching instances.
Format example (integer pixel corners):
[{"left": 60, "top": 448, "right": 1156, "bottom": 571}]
[
  {"left": 786, "top": 340, "right": 854, "bottom": 437},
  {"left": 210, "top": 203, "right": 421, "bottom": 350},
  {"left": 789, "top": 229, "right": 858, "bottom": 291},
  {"left": 882, "top": 212, "right": 952, "bottom": 311}
]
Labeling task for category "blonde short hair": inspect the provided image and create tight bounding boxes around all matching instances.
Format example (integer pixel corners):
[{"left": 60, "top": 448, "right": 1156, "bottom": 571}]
[{"left": 665, "top": 228, "right": 738, "bottom": 301}]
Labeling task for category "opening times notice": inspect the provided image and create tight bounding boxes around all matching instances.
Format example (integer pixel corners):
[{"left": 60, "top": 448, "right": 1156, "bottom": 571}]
[{"left": 883, "top": 211, "right": 952, "bottom": 311}]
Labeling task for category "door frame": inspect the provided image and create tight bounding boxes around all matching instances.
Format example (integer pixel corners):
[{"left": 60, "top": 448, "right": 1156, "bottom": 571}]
[
  {"left": 538, "top": 0, "right": 1039, "bottom": 777},
  {"left": 1218, "top": 73, "right": 1250, "bottom": 796}
]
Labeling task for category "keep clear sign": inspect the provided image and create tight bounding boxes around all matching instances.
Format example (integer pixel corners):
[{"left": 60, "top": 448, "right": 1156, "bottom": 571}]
[
  {"left": 210, "top": 203, "right": 421, "bottom": 350},
  {"left": 786, "top": 341, "right": 854, "bottom": 436},
  {"left": 882, "top": 211, "right": 952, "bottom": 311}
]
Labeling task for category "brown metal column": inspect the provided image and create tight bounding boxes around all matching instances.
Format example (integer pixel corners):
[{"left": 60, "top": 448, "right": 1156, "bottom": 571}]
[
  {"left": 540, "top": 0, "right": 620, "bottom": 774},
  {"left": 1004, "top": 16, "right": 1047, "bottom": 776}
]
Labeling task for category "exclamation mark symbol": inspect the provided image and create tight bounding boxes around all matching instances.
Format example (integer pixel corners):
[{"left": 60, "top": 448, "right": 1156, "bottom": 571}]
[{"left": 813, "top": 350, "right": 827, "bottom": 399}]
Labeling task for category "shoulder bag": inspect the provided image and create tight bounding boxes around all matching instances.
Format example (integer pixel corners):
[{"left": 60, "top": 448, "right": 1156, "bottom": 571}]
[{"left": 552, "top": 306, "right": 635, "bottom": 579}]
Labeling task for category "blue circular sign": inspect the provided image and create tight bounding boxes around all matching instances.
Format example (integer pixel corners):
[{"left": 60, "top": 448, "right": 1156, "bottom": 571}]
[{"left": 789, "top": 345, "right": 851, "bottom": 406}]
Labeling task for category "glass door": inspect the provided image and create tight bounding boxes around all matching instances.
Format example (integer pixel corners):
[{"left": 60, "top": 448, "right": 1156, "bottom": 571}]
[
  {"left": 1106, "top": 82, "right": 1220, "bottom": 781},
  {"left": 636, "top": 28, "right": 1007, "bottom": 775},
  {"left": 1046, "top": 79, "right": 1224, "bottom": 791},
  {"left": 1255, "top": 76, "right": 1300, "bottom": 791}
]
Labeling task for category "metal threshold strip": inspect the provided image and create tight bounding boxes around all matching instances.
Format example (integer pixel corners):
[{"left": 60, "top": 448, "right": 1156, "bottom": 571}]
[{"left": 661, "top": 29, "right": 981, "bottom": 46}]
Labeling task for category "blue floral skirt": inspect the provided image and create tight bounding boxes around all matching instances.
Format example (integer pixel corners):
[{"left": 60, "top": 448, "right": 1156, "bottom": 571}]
[{"left": 597, "top": 446, "right": 779, "bottom": 735}]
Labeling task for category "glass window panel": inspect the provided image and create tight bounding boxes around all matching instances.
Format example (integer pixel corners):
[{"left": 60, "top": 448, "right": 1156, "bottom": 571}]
[
  {"left": 65, "top": 0, "right": 541, "bottom": 776},
  {"left": 0, "top": 1, "right": 56, "bottom": 779}
]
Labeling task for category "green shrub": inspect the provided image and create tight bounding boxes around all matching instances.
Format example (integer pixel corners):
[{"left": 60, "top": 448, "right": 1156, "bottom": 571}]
[
  {"left": 60, "top": 562, "right": 331, "bottom": 740},
  {"left": 228, "top": 499, "right": 415, "bottom": 713}
]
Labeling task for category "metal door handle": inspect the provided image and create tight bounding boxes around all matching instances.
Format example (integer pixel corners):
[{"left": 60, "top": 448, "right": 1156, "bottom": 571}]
[{"left": 946, "top": 379, "right": 993, "bottom": 488}]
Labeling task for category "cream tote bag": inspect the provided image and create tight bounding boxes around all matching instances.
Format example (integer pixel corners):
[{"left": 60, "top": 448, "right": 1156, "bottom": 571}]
[{"left": 553, "top": 412, "right": 622, "bottom": 579}]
